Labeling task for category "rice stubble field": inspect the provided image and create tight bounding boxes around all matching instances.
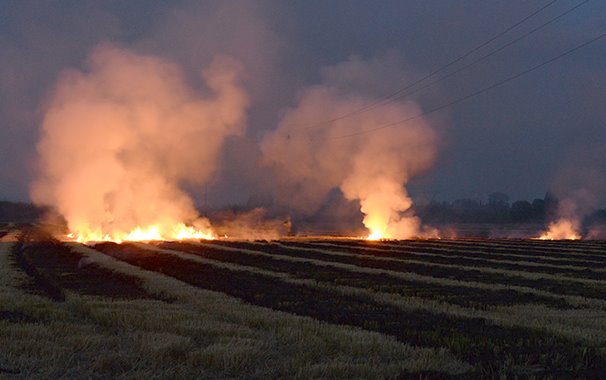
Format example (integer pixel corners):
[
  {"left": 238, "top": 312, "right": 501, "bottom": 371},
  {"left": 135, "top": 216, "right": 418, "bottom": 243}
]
[{"left": 1, "top": 224, "right": 606, "bottom": 378}]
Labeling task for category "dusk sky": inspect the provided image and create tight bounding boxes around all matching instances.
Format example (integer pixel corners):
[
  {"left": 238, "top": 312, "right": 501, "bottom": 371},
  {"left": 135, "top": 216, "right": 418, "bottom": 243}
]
[{"left": 1, "top": 0, "right": 605, "bottom": 207}]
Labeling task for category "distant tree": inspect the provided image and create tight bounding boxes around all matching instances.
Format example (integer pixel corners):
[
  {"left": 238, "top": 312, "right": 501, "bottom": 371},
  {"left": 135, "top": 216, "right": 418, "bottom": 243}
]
[
  {"left": 416, "top": 192, "right": 597, "bottom": 225},
  {"left": 486, "top": 193, "right": 510, "bottom": 222},
  {"left": 543, "top": 192, "right": 559, "bottom": 221},
  {"left": 488, "top": 192, "right": 510, "bottom": 208},
  {"left": 420, "top": 200, "right": 453, "bottom": 223},
  {"left": 452, "top": 198, "right": 481, "bottom": 211},
  {"left": 510, "top": 200, "right": 533, "bottom": 222},
  {"left": 452, "top": 198, "right": 482, "bottom": 222},
  {"left": 0, "top": 201, "right": 45, "bottom": 223},
  {"left": 531, "top": 198, "right": 546, "bottom": 221}
]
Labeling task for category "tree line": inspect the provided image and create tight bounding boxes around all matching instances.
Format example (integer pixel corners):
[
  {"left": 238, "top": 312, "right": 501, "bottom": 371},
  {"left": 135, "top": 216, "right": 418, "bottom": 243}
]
[{"left": 417, "top": 192, "right": 606, "bottom": 224}]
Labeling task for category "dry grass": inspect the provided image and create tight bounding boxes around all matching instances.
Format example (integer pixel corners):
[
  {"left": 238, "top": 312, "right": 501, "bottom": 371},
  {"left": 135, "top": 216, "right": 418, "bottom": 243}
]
[
  {"left": 143, "top": 242, "right": 606, "bottom": 345},
  {"left": 395, "top": 239, "right": 606, "bottom": 257},
  {"left": 0, "top": 241, "right": 470, "bottom": 379},
  {"left": 305, "top": 241, "right": 606, "bottom": 270},
  {"left": 4, "top": 233, "right": 606, "bottom": 377},
  {"left": 193, "top": 242, "right": 606, "bottom": 309},
  {"left": 0, "top": 233, "right": 35, "bottom": 298},
  {"left": 271, "top": 242, "right": 606, "bottom": 284}
]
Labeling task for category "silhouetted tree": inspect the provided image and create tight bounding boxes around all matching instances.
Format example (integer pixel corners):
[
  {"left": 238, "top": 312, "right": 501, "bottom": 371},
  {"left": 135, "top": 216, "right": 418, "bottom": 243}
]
[
  {"left": 0, "top": 201, "right": 45, "bottom": 223},
  {"left": 488, "top": 192, "right": 510, "bottom": 208},
  {"left": 510, "top": 200, "right": 533, "bottom": 222},
  {"left": 487, "top": 192, "right": 510, "bottom": 222},
  {"left": 422, "top": 200, "right": 453, "bottom": 223},
  {"left": 543, "top": 192, "right": 559, "bottom": 221},
  {"left": 415, "top": 192, "right": 599, "bottom": 226}
]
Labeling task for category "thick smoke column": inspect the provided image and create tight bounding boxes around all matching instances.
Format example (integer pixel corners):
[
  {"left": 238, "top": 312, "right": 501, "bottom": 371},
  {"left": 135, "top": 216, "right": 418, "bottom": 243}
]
[
  {"left": 30, "top": 44, "right": 249, "bottom": 242},
  {"left": 263, "top": 56, "right": 437, "bottom": 239}
]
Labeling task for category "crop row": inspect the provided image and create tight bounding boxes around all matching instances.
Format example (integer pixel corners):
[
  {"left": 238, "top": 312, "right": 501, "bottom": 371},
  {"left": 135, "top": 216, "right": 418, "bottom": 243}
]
[
  {"left": 90, "top": 241, "right": 606, "bottom": 377},
  {"left": 4, "top": 226, "right": 606, "bottom": 377},
  {"left": 295, "top": 239, "right": 606, "bottom": 267},
  {"left": 209, "top": 241, "right": 606, "bottom": 303},
  {"left": 0, "top": 234, "right": 469, "bottom": 379},
  {"left": 391, "top": 239, "right": 606, "bottom": 258}
]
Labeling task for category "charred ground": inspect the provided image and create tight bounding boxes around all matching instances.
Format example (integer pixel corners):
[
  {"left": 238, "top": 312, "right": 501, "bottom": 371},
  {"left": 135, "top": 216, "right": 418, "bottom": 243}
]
[{"left": 1, "top": 224, "right": 606, "bottom": 378}]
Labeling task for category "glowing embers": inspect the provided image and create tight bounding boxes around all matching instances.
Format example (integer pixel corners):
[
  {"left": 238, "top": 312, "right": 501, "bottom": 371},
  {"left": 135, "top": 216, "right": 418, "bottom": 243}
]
[{"left": 67, "top": 223, "right": 215, "bottom": 243}]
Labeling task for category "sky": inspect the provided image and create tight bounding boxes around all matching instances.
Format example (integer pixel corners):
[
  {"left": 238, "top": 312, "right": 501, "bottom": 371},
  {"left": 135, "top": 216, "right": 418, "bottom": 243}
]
[{"left": 1, "top": 0, "right": 605, "bottom": 207}]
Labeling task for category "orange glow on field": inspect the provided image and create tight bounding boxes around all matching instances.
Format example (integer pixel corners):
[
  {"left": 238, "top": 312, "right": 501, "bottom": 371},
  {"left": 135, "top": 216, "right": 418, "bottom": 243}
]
[
  {"left": 538, "top": 219, "right": 581, "bottom": 240},
  {"left": 67, "top": 223, "right": 215, "bottom": 244}
]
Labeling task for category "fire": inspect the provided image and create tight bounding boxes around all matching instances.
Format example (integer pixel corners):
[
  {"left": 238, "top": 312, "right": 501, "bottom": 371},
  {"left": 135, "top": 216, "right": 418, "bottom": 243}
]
[
  {"left": 364, "top": 215, "right": 392, "bottom": 240},
  {"left": 366, "top": 229, "right": 385, "bottom": 241},
  {"left": 30, "top": 46, "right": 248, "bottom": 250},
  {"left": 538, "top": 219, "right": 581, "bottom": 240},
  {"left": 67, "top": 223, "right": 215, "bottom": 244}
]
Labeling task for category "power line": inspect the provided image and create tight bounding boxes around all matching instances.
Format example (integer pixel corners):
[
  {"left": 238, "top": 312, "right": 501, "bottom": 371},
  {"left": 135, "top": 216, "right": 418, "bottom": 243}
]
[
  {"left": 289, "top": 0, "right": 561, "bottom": 131},
  {"left": 363, "top": 0, "right": 589, "bottom": 114},
  {"left": 322, "top": 29, "right": 606, "bottom": 141}
]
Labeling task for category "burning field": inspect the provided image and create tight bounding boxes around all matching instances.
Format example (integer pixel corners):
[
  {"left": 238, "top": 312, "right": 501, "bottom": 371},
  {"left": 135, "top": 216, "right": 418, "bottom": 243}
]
[
  {"left": 1, "top": 224, "right": 606, "bottom": 378},
  {"left": 26, "top": 43, "right": 446, "bottom": 244},
  {"left": 2, "top": 2, "right": 606, "bottom": 378}
]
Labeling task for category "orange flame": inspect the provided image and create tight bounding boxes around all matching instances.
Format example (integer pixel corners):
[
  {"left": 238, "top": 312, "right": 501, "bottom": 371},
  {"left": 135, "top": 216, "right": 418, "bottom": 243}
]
[
  {"left": 537, "top": 219, "right": 581, "bottom": 240},
  {"left": 67, "top": 223, "right": 215, "bottom": 244},
  {"left": 366, "top": 229, "right": 385, "bottom": 241}
]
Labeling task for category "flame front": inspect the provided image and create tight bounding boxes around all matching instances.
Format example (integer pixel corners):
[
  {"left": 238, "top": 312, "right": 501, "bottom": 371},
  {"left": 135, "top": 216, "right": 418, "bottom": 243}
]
[
  {"left": 366, "top": 229, "right": 385, "bottom": 241},
  {"left": 30, "top": 46, "right": 249, "bottom": 247},
  {"left": 538, "top": 219, "right": 581, "bottom": 240},
  {"left": 67, "top": 223, "right": 215, "bottom": 244}
]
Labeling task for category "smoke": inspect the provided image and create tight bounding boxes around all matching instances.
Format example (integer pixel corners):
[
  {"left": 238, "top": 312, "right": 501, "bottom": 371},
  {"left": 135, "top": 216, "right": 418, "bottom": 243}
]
[
  {"left": 30, "top": 44, "right": 249, "bottom": 242},
  {"left": 540, "top": 193, "right": 597, "bottom": 240},
  {"left": 262, "top": 55, "right": 438, "bottom": 239},
  {"left": 0, "top": 2, "right": 122, "bottom": 200},
  {"left": 137, "top": 0, "right": 291, "bottom": 208},
  {"left": 586, "top": 223, "right": 606, "bottom": 240},
  {"left": 539, "top": 196, "right": 586, "bottom": 240},
  {"left": 540, "top": 219, "right": 581, "bottom": 240},
  {"left": 538, "top": 146, "right": 606, "bottom": 240},
  {"left": 211, "top": 208, "right": 291, "bottom": 240}
]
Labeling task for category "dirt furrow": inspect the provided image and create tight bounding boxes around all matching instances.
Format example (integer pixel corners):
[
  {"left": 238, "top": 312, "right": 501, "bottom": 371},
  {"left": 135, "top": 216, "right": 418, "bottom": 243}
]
[{"left": 91, "top": 241, "right": 606, "bottom": 378}]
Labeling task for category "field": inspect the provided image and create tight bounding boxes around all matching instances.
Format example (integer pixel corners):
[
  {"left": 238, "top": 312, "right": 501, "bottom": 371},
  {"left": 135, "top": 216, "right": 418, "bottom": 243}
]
[{"left": 1, "top": 224, "right": 606, "bottom": 378}]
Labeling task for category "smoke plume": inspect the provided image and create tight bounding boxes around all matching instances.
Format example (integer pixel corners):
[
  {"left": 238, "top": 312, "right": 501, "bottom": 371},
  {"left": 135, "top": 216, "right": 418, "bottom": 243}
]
[
  {"left": 538, "top": 147, "right": 606, "bottom": 240},
  {"left": 211, "top": 208, "right": 291, "bottom": 240},
  {"left": 262, "top": 55, "right": 438, "bottom": 239},
  {"left": 30, "top": 44, "right": 249, "bottom": 242},
  {"left": 539, "top": 198, "right": 583, "bottom": 240}
]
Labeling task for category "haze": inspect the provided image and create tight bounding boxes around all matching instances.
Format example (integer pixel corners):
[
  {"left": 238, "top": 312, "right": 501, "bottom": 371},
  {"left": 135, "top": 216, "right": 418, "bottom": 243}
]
[{"left": 1, "top": 0, "right": 605, "bottom": 212}]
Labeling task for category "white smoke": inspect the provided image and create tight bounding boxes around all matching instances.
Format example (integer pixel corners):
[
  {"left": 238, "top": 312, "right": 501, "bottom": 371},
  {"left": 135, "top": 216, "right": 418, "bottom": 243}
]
[
  {"left": 539, "top": 146, "right": 606, "bottom": 240},
  {"left": 30, "top": 43, "right": 249, "bottom": 241},
  {"left": 262, "top": 55, "right": 438, "bottom": 239}
]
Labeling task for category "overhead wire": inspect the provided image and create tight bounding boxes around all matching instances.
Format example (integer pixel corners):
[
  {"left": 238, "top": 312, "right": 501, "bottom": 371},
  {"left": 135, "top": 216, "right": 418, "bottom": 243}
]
[
  {"left": 322, "top": 29, "right": 606, "bottom": 140},
  {"left": 346, "top": 0, "right": 590, "bottom": 118},
  {"left": 288, "top": 0, "right": 562, "bottom": 131}
]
